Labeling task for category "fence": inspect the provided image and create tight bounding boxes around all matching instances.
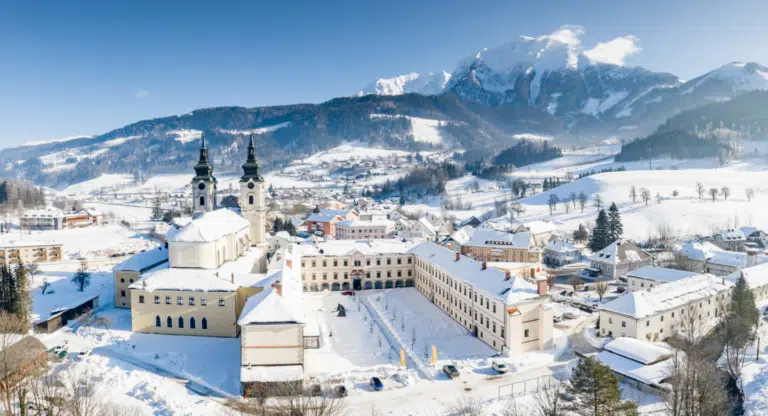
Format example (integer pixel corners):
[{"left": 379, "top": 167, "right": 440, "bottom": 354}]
[{"left": 497, "top": 372, "right": 568, "bottom": 399}]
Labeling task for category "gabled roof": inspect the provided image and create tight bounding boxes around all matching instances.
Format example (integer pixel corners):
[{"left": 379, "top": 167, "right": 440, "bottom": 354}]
[
  {"left": 168, "top": 209, "right": 250, "bottom": 243},
  {"left": 295, "top": 239, "right": 417, "bottom": 257},
  {"left": 465, "top": 229, "right": 533, "bottom": 249},
  {"left": 625, "top": 266, "right": 698, "bottom": 283},
  {"left": 590, "top": 239, "right": 649, "bottom": 265},
  {"left": 599, "top": 274, "right": 729, "bottom": 319},
  {"left": 407, "top": 242, "right": 539, "bottom": 306},
  {"left": 716, "top": 228, "right": 746, "bottom": 241},
  {"left": 544, "top": 239, "right": 578, "bottom": 253},
  {"left": 604, "top": 337, "right": 672, "bottom": 365}
]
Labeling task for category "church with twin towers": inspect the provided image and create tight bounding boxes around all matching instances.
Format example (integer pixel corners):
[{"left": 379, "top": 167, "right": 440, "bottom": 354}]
[{"left": 190, "top": 133, "right": 266, "bottom": 245}]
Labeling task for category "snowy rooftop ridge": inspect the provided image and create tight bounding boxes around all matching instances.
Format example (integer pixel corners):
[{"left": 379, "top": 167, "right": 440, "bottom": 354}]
[
  {"left": 589, "top": 239, "right": 649, "bottom": 265},
  {"left": 544, "top": 239, "right": 579, "bottom": 253},
  {"left": 625, "top": 266, "right": 699, "bottom": 283},
  {"left": 295, "top": 239, "right": 418, "bottom": 257},
  {"left": 113, "top": 246, "right": 169, "bottom": 273},
  {"left": 238, "top": 246, "right": 305, "bottom": 325},
  {"left": 599, "top": 273, "right": 729, "bottom": 319},
  {"left": 465, "top": 229, "right": 534, "bottom": 249},
  {"left": 604, "top": 337, "right": 672, "bottom": 365},
  {"left": 167, "top": 208, "right": 250, "bottom": 243},
  {"left": 407, "top": 242, "right": 540, "bottom": 305}
]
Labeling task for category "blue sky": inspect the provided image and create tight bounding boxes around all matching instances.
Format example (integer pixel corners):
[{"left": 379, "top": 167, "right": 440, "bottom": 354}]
[{"left": 1, "top": 0, "right": 768, "bottom": 147}]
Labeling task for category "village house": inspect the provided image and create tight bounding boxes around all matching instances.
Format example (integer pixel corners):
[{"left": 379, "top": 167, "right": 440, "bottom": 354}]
[
  {"left": 598, "top": 273, "right": 730, "bottom": 341},
  {"left": 543, "top": 239, "right": 581, "bottom": 267},
  {"left": 675, "top": 241, "right": 766, "bottom": 276},
  {"left": 0, "top": 242, "right": 62, "bottom": 265},
  {"left": 460, "top": 229, "right": 542, "bottom": 263},
  {"left": 303, "top": 208, "right": 357, "bottom": 238},
  {"left": 740, "top": 226, "right": 768, "bottom": 249},
  {"left": 584, "top": 240, "right": 651, "bottom": 280},
  {"left": 625, "top": 266, "right": 698, "bottom": 292},
  {"left": 19, "top": 209, "right": 65, "bottom": 230},
  {"left": 709, "top": 228, "right": 747, "bottom": 252}
]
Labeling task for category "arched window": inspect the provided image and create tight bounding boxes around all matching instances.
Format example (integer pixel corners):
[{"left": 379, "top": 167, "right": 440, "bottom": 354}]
[
  {"left": 199, "top": 196, "right": 205, "bottom": 207},
  {"left": 178, "top": 317, "right": 184, "bottom": 328},
  {"left": 249, "top": 195, "right": 254, "bottom": 205},
  {"left": 202, "top": 318, "right": 208, "bottom": 330},
  {"left": 155, "top": 316, "right": 161, "bottom": 327},
  {"left": 166, "top": 316, "right": 172, "bottom": 328},
  {"left": 190, "top": 317, "right": 196, "bottom": 329}
]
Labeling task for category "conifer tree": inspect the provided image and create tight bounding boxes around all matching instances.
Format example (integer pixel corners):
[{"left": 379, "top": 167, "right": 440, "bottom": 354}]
[
  {"left": 588, "top": 210, "right": 610, "bottom": 252},
  {"left": 607, "top": 202, "right": 623, "bottom": 242},
  {"left": 14, "top": 263, "right": 31, "bottom": 325},
  {"left": 71, "top": 259, "right": 91, "bottom": 292},
  {"left": 573, "top": 223, "right": 589, "bottom": 243},
  {"left": 567, "top": 357, "right": 638, "bottom": 416}
]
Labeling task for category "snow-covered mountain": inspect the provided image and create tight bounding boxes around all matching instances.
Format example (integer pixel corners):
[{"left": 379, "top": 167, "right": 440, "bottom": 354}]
[{"left": 356, "top": 71, "right": 451, "bottom": 96}]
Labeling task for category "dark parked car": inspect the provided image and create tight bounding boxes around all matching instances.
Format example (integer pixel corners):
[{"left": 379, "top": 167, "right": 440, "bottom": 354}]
[
  {"left": 334, "top": 385, "right": 348, "bottom": 397},
  {"left": 443, "top": 364, "right": 460, "bottom": 379},
  {"left": 341, "top": 290, "right": 355, "bottom": 296},
  {"left": 370, "top": 377, "right": 384, "bottom": 391},
  {"left": 309, "top": 384, "right": 322, "bottom": 396},
  {"left": 616, "top": 286, "right": 627, "bottom": 294}
]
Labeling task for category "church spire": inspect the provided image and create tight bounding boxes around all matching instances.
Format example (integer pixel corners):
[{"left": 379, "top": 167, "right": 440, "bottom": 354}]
[
  {"left": 193, "top": 132, "right": 215, "bottom": 182},
  {"left": 240, "top": 134, "right": 263, "bottom": 182}
]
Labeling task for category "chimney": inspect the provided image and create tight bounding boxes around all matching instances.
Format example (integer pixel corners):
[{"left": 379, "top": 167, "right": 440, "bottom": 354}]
[
  {"left": 747, "top": 249, "right": 758, "bottom": 268},
  {"left": 271, "top": 280, "right": 283, "bottom": 296},
  {"left": 455, "top": 252, "right": 460, "bottom": 262},
  {"left": 722, "top": 277, "right": 726, "bottom": 286},
  {"left": 536, "top": 279, "right": 548, "bottom": 296},
  {"left": 286, "top": 259, "right": 293, "bottom": 269},
  {"left": 231, "top": 273, "right": 235, "bottom": 284},
  {"left": 505, "top": 270, "right": 511, "bottom": 281},
  {"left": 481, "top": 261, "right": 487, "bottom": 271}
]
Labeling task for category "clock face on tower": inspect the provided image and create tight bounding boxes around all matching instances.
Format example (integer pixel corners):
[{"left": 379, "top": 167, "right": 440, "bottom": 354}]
[
  {"left": 247, "top": 182, "right": 255, "bottom": 190},
  {"left": 198, "top": 183, "right": 206, "bottom": 190}
]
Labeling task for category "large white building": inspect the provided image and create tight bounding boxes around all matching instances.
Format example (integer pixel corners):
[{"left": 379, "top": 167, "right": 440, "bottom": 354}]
[
  {"left": 675, "top": 240, "right": 766, "bottom": 276},
  {"left": 625, "top": 266, "right": 699, "bottom": 292},
  {"left": 334, "top": 219, "right": 396, "bottom": 240}
]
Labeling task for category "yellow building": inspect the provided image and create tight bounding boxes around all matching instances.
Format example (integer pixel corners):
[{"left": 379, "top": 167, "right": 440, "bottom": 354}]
[{"left": 0, "top": 243, "right": 62, "bottom": 265}]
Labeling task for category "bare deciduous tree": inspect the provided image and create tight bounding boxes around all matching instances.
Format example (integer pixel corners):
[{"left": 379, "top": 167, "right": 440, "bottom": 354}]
[
  {"left": 746, "top": 188, "right": 755, "bottom": 202},
  {"left": 640, "top": 188, "right": 651, "bottom": 205},
  {"left": 655, "top": 192, "right": 663, "bottom": 204},
  {"left": 672, "top": 189, "right": 679, "bottom": 199},
  {"left": 629, "top": 186, "right": 637, "bottom": 203},
  {"left": 578, "top": 192, "right": 588, "bottom": 213},
  {"left": 568, "top": 276, "right": 584, "bottom": 293},
  {"left": 446, "top": 396, "right": 485, "bottom": 416},
  {"left": 594, "top": 282, "right": 609, "bottom": 302},
  {"left": 593, "top": 194, "right": 603, "bottom": 211},
  {"left": 708, "top": 188, "right": 718, "bottom": 202},
  {"left": 696, "top": 182, "right": 705, "bottom": 199},
  {"left": 721, "top": 186, "right": 731, "bottom": 201},
  {"left": 227, "top": 382, "right": 347, "bottom": 416},
  {"left": 535, "top": 381, "right": 566, "bottom": 416}
]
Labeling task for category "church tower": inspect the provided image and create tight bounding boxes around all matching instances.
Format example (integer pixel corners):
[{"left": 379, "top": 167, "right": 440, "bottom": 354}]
[
  {"left": 191, "top": 133, "right": 217, "bottom": 214},
  {"left": 239, "top": 134, "right": 266, "bottom": 245}
]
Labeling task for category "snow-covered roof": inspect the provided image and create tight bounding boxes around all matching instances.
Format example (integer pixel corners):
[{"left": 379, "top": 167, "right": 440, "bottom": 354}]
[
  {"left": 408, "top": 242, "right": 540, "bottom": 306},
  {"left": 113, "top": 247, "right": 169, "bottom": 273},
  {"left": 479, "top": 215, "right": 522, "bottom": 232},
  {"left": 305, "top": 213, "right": 341, "bottom": 223},
  {"left": 740, "top": 226, "right": 762, "bottom": 238},
  {"left": 626, "top": 266, "right": 698, "bottom": 283},
  {"left": 296, "top": 239, "right": 418, "bottom": 257},
  {"left": 727, "top": 261, "right": 768, "bottom": 290},
  {"left": 678, "top": 241, "right": 768, "bottom": 268},
  {"left": 544, "top": 239, "right": 579, "bottom": 253},
  {"left": 593, "top": 350, "right": 672, "bottom": 386},
  {"left": 599, "top": 274, "right": 729, "bottom": 319},
  {"left": 465, "top": 230, "right": 533, "bottom": 249},
  {"left": 604, "top": 338, "right": 672, "bottom": 365},
  {"left": 241, "top": 365, "right": 303, "bottom": 383},
  {"left": 130, "top": 248, "right": 266, "bottom": 292},
  {"left": 168, "top": 209, "right": 250, "bottom": 243},
  {"left": 522, "top": 220, "right": 557, "bottom": 235},
  {"left": 238, "top": 247, "right": 305, "bottom": 325},
  {"left": 21, "top": 209, "right": 64, "bottom": 218},
  {"left": 417, "top": 217, "right": 439, "bottom": 234},
  {"left": 589, "top": 239, "right": 649, "bottom": 265},
  {"left": 449, "top": 226, "right": 475, "bottom": 245},
  {"left": 335, "top": 219, "right": 395, "bottom": 228},
  {"left": 716, "top": 228, "right": 746, "bottom": 241},
  {"left": 676, "top": 241, "right": 722, "bottom": 262}
]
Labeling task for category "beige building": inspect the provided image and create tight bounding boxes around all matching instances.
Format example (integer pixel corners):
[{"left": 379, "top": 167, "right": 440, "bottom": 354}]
[
  {"left": 113, "top": 247, "right": 169, "bottom": 308},
  {"left": 675, "top": 241, "right": 766, "bottom": 276},
  {"left": 0, "top": 243, "right": 62, "bottom": 265},
  {"left": 598, "top": 274, "right": 731, "bottom": 341},
  {"left": 297, "top": 239, "right": 418, "bottom": 292},
  {"left": 460, "top": 230, "right": 543, "bottom": 263},
  {"left": 334, "top": 219, "right": 396, "bottom": 240},
  {"left": 625, "top": 266, "right": 698, "bottom": 293},
  {"left": 410, "top": 242, "right": 552, "bottom": 355}
]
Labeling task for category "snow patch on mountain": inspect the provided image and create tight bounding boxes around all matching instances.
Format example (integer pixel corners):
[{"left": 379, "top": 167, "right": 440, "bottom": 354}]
[
  {"left": 688, "top": 62, "right": 768, "bottom": 93},
  {"left": 370, "top": 114, "right": 443, "bottom": 144},
  {"left": 22, "top": 135, "right": 93, "bottom": 147},
  {"left": 103, "top": 135, "right": 142, "bottom": 147},
  {"left": 168, "top": 129, "right": 202, "bottom": 143},
  {"left": 581, "top": 91, "right": 629, "bottom": 115},
  {"left": 217, "top": 122, "right": 292, "bottom": 136},
  {"left": 357, "top": 72, "right": 451, "bottom": 96}
]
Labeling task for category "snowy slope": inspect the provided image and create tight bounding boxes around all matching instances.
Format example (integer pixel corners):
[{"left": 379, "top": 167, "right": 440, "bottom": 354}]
[{"left": 357, "top": 71, "right": 451, "bottom": 96}]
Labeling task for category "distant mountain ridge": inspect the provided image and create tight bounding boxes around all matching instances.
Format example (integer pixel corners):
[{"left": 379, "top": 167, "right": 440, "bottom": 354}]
[{"left": 356, "top": 72, "right": 452, "bottom": 96}]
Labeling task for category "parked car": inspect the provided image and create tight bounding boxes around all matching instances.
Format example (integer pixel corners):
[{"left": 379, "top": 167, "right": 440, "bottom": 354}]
[
  {"left": 559, "top": 290, "right": 568, "bottom": 296},
  {"left": 491, "top": 361, "right": 509, "bottom": 374},
  {"left": 553, "top": 315, "right": 563, "bottom": 323},
  {"left": 334, "top": 385, "right": 348, "bottom": 398},
  {"left": 616, "top": 286, "right": 626, "bottom": 294},
  {"left": 563, "top": 312, "right": 578, "bottom": 320},
  {"left": 370, "top": 377, "right": 384, "bottom": 391},
  {"left": 443, "top": 364, "right": 460, "bottom": 379},
  {"left": 341, "top": 290, "right": 355, "bottom": 296},
  {"left": 309, "top": 384, "right": 322, "bottom": 397}
]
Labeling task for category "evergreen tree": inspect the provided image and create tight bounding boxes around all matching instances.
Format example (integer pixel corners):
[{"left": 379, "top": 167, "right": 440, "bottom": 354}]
[
  {"left": 588, "top": 210, "right": 610, "bottom": 252},
  {"left": 573, "top": 223, "right": 589, "bottom": 243},
  {"left": 14, "top": 263, "right": 31, "bottom": 324},
  {"left": 312, "top": 205, "right": 320, "bottom": 214},
  {"left": 566, "top": 357, "right": 638, "bottom": 416},
  {"left": 607, "top": 202, "right": 623, "bottom": 242},
  {"left": 151, "top": 193, "right": 164, "bottom": 221},
  {"left": 71, "top": 259, "right": 91, "bottom": 292},
  {"left": 399, "top": 195, "right": 405, "bottom": 206},
  {"left": 726, "top": 273, "right": 759, "bottom": 346},
  {"left": 272, "top": 217, "right": 284, "bottom": 234}
]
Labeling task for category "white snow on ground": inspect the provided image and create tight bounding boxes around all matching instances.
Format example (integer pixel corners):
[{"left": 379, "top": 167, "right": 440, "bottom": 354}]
[
  {"left": 296, "top": 142, "right": 418, "bottom": 165},
  {"left": 102, "top": 135, "right": 142, "bottom": 147},
  {"left": 61, "top": 173, "right": 135, "bottom": 195},
  {"left": 87, "top": 203, "right": 154, "bottom": 223},
  {"left": 22, "top": 135, "right": 93, "bottom": 147},
  {"left": 371, "top": 114, "right": 444, "bottom": 144},
  {"left": 512, "top": 133, "right": 553, "bottom": 141},
  {"left": 303, "top": 292, "right": 419, "bottom": 394},
  {"left": 30, "top": 263, "right": 113, "bottom": 324},
  {"left": 730, "top": 299, "right": 768, "bottom": 415},
  {"left": 168, "top": 129, "right": 202, "bottom": 143},
  {"left": 217, "top": 122, "right": 291, "bottom": 135}
]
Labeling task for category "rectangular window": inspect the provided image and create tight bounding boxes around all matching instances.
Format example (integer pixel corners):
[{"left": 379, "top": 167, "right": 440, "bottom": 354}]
[
  {"left": 408, "top": 257, "right": 412, "bottom": 264},
  {"left": 189, "top": 297, "right": 195, "bottom": 305},
  {"left": 219, "top": 298, "right": 225, "bottom": 306},
  {"left": 165, "top": 296, "right": 171, "bottom": 305},
  {"left": 322, "top": 261, "right": 327, "bottom": 267},
  {"left": 177, "top": 296, "right": 183, "bottom": 305},
  {"left": 121, "top": 290, "right": 126, "bottom": 297},
  {"left": 333, "top": 260, "right": 338, "bottom": 267},
  {"left": 138, "top": 295, "right": 144, "bottom": 303},
  {"left": 154, "top": 296, "right": 160, "bottom": 304},
  {"left": 201, "top": 297, "right": 207, "bottom": 306},
  {"left": 524, "top": 329, "right": 529, "bottom": 338},
  {"left": 397, "top": 258, "right": 402, "bottom": 265},
  {"left": 622, "top": 321, "right": 626, "bottom": 328},
  {"left": 343, "top": 260, "right": 348, "bottom": 266}
]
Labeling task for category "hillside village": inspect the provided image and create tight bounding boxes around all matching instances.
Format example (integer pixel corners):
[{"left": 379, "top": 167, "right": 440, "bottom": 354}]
[{"left": 0, "top": 132, "right": 767, "bottom": 415}]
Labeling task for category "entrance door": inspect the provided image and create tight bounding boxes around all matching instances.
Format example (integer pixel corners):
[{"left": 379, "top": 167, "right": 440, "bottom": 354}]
[{"left": 353, "top": 278, "right": 362, "bottom": 290}]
